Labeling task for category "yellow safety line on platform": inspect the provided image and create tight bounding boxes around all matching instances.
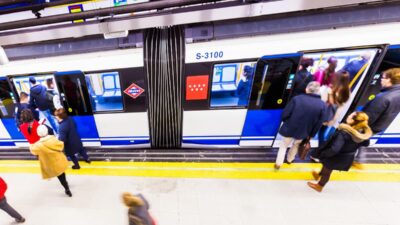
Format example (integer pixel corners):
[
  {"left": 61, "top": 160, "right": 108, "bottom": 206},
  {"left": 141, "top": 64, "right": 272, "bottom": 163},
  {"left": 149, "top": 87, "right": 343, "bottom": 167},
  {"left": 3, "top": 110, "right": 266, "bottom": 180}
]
[{"left": 0, "top": 161, "right": 399, "bottom": 182}]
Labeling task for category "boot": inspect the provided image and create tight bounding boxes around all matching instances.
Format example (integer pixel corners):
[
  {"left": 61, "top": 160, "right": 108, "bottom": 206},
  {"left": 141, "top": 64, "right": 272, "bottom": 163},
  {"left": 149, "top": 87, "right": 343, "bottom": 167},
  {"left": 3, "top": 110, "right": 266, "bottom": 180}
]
[
  {"left": 311, "top": 170, "right": 320, "bottom": 181},
  {"left": 307, "top": 182, "right": 323, "bottom": 192}
]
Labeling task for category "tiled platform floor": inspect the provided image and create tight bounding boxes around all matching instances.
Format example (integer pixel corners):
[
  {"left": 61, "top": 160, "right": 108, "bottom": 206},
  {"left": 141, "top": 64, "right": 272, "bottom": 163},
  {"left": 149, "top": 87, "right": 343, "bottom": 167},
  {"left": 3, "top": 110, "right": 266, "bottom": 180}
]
[{"left": 1, "top": 173, "right": 399, "bottom": 225}]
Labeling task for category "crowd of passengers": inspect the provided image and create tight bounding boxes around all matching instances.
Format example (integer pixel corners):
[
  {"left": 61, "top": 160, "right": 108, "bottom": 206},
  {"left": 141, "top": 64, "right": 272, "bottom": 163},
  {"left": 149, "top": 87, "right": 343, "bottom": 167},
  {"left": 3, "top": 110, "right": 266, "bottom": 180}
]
[{"left": 1, "top": 64, "right": 400, "bottom": 224}]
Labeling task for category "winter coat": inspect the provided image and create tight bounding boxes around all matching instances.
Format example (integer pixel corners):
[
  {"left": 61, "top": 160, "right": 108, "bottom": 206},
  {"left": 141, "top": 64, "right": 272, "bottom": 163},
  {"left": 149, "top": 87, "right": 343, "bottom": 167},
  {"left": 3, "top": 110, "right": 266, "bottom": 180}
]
[
  {"left": 279, "top": 94, "right": 328, "bottom": 140},
  {"left": 363, "top": 85, "right": 400, "bottom": 133},
  {"left": 30, "top": 135, "right": 69, "bottom": 179},
  {"left": 30, "top": 84, "right": 50, "bottom": 111},
  {"left": 311, "top": 123, "right": 372, "bottom": 171},
  {"left": 340, "top": 58, "right": 368, "bottom": 81},
  {"left": 20, "top": 120, "right": 41, "bottom": 144},
  {"left": 292, "top": 69, "right": 313, "bottom": 96},
  {"left": 0, "top": 177, "right": 7, "bottom": 200},
  {"left": 58, "top": 117, "right": 83, "bottom": 156},
  {"left": 128, "top": 194, "right": 156, "bottom": 225},
  {"left": 236, "top": 79, "right": 252, "bottom": 106},
  {"left": 314, "top": 69, "right": 334, "bottom": 86}
]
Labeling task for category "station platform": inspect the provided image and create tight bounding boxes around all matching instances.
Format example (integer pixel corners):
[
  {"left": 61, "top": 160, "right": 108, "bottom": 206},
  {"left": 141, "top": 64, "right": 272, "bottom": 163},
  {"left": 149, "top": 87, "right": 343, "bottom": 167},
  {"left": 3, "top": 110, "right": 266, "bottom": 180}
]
[{"left": 1, "top": 161, "right": 399, "bottom": 225}]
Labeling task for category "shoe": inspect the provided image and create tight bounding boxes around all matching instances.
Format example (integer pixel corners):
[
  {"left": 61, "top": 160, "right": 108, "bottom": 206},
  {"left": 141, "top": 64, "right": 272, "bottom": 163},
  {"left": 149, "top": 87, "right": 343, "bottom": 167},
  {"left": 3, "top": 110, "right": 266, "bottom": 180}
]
[
  {"left": 351, "top": 161, "right": 364, "bottom": 170},
  {"left": 285, "top": 159, "right": 293, "bottom": 165},
  {"left": 85, "top": 159, "right": 91, "bottom": 164},
  {"left": 65, "top": 190, "right": 72, "bottom": 197},
  {"left": 15, "top": 218, "right": 25, "bottom": 223},
  {"left": 311, "top": 170, "right": 320, "bottom": 181},
  {"left": 307, "top": 182, "right": 323, "bottom": 192},
  {"left": 274, "top": 164, "right": 281, "bottom": 170},
  {"left": 72, "top": 165, "right": 80, "bottom": 170}
]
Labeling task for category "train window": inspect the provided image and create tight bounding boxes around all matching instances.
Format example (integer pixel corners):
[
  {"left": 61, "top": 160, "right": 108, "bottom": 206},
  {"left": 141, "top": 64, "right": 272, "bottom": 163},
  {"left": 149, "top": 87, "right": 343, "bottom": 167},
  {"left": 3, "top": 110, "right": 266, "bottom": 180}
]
[
  {"left": 12, "top": 75, "right": 59, "bottom": 96},
  {"left": 0, "top": 78, "right": 16, "bottom": 118},
  {"left": 85, "top": 72, "right": 123, "bottom": 112},
  {"left": 210, "top": 62, "right": 256, "bottom": 107}
]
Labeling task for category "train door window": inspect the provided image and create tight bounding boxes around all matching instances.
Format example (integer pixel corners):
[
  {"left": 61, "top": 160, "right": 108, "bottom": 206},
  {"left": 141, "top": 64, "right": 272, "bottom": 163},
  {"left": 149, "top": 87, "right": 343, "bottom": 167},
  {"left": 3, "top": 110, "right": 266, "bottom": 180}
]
[
  {"left": 84, "top": 72, "right": 123, "bottom": 112},
  {"left": 210, "top": 61, "right": 256, "bottom": 107},
  {"left": 0, "top": 78, "right": 16, "bottom": 118},
  {"left": 248, "top": 56, "right": 300, "bottom": 110},
  {"left": 12, "top": 75, "right": 59, "bottom": 97}
]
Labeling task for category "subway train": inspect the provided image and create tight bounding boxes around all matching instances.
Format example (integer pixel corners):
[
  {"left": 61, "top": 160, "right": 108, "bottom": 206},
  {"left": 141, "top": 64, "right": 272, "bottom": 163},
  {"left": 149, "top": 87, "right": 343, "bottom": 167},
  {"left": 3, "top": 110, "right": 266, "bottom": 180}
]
[{"left": 0, "top": 22, "right": 399, "bottom": 149}]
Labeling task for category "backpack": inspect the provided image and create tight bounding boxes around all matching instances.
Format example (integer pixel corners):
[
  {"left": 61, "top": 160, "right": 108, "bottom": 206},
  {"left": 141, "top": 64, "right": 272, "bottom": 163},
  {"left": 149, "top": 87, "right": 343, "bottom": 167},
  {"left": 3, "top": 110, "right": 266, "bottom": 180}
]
[{"left": 45, "top": 91, "right": 56, "bottom": 113}]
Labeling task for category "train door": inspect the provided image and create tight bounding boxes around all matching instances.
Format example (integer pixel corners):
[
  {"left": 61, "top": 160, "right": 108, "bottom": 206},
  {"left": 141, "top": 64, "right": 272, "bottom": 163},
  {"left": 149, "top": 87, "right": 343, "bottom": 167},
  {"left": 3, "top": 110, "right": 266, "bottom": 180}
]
[
  {"left": 54, "top": 71, "right": 101, "bottom": 147},
  {"left": 351, "top": 45, "right": 400, "bottom": 147},
  {"left": 295, "top": 47, "right": 384, "bottom": 147},
  {"left": 240, "top": 53, "right": 302, "bottom": 147},
  {"left": 83, "top": 67, "right": 150, "bottom": 147},
  {"left": 0, "top": 77, "right": 19, "bottom": 147}
]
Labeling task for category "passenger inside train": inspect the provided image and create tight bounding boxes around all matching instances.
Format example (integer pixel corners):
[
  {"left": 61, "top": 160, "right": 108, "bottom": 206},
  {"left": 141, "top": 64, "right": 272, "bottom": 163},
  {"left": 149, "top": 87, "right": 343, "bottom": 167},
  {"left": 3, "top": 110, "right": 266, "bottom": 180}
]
[{"left": 210, "top": 62, "right": 255, "bottom": 107}]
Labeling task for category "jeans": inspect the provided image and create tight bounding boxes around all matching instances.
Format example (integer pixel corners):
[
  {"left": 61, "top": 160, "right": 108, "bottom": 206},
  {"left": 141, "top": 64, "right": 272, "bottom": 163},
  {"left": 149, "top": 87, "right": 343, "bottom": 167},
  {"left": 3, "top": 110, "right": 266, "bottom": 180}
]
[
  {"left": 0, "top": 197, "right": 23, "bottom": 220},
  {"left": 40, "top": 109, "right": 58, "bottom": 133}
]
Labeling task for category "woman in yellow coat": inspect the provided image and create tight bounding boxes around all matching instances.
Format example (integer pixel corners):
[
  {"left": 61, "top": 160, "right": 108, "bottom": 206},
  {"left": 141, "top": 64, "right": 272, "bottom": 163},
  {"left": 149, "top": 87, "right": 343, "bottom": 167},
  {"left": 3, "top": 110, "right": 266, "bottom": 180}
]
[{"left": 30, "top": 125, "right": 72, "bottom": 197}]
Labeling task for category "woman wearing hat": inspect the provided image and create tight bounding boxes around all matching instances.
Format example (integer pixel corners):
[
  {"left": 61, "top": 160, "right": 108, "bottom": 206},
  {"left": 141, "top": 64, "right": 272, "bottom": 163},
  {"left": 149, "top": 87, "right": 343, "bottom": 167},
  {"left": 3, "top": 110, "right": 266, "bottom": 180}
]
[
  {"left": 308, "top": 111, "right": 372, "bottom": 192},
  {"left": 30, "top": 125, "right": 72, "bottom": 197}
]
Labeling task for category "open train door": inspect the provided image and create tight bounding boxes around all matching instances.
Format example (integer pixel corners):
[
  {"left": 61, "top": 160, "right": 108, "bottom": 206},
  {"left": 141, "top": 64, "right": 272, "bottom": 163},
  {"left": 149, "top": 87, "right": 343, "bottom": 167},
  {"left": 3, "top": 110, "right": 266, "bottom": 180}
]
[
  {"left": 240, "top": 53, "right": 302, "bottom": 147},
  {"left": 54, "top": 71, "right": 101, "bottom": 147}
]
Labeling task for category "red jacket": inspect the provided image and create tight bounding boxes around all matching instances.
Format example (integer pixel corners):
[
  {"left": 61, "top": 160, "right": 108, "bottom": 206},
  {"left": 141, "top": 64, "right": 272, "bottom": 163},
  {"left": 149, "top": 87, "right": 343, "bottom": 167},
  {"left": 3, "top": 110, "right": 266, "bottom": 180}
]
[
  {"left": 0, "top": 177, "right": 7, "bottom": 199},
  {"left": 20, "top": 120, "right": 40, "bottom": 144}
]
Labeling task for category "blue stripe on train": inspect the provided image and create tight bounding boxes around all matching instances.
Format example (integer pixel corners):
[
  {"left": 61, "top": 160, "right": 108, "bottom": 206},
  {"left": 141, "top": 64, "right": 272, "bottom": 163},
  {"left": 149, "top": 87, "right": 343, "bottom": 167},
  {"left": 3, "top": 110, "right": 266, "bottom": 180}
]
[
  {"left": 71, "top": 116, "right": 100, "bottom": 139},
  {"left": 183, "top": 139, "right": 239, "bottom": 145},
  {"left": 100, "top": 140, "right": 150, "bottom": 145},
  {"left": 241, "top": 109, "right": 283, "bottom": 137},
  {"left": 2, "top": 118, "right": 25, "bottom": 139},
  {"left": 376, "top": 138, "right": 400, "bottom": 144},
  {"left": 0, "top": 142, "right": 15, "bottom": 146}
]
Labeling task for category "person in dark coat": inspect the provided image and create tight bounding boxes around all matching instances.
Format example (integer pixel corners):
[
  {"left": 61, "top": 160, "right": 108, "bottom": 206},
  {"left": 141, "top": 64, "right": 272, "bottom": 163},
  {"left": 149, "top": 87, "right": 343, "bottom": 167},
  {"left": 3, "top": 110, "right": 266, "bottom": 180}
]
[
  {"left": 29, "top": 77, "right": 58, "bottom": 133},
  {"left": 308, "top": 111, "right": 372, "bottom": 192},
  {"left": 15, "top": 92, "right": 39, "bottom": 129},
  {"left": 122, "top": 192, "right": 156, "bottom": 225},
  {"left": 339, "top": 52, "right": 371, "bottom": 82},
  {"left": 54, "top": 108, "right": 90, "bottom": 170},
  {"left": 292, "top": 57, "right": 314, "bottom": 97},
  {"left": 235, "top": 65, "right": 254, "bottom": 106},
  {"left": 275, "top": 81, "right": 328, "bottom": 169},
  {"left": 0, "top": 177, "right": 25, "bottom": 223},
  {"left": 363, "top": 68, "right": 400, "bottom": 134}
]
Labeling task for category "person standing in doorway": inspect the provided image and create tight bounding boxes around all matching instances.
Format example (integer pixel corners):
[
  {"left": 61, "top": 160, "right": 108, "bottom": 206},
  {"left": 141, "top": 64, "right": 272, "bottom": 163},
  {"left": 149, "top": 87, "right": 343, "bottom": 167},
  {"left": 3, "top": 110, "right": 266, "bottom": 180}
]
[{"left": 29, "top": 77, "right": 58, "bottom": 132}]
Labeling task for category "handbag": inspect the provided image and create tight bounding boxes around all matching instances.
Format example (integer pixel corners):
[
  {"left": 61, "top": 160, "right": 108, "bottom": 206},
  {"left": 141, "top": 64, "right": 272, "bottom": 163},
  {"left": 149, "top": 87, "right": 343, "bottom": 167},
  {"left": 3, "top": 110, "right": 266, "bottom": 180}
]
[{"left": 298, "top": 137, "right": 311, "bottom": 160}]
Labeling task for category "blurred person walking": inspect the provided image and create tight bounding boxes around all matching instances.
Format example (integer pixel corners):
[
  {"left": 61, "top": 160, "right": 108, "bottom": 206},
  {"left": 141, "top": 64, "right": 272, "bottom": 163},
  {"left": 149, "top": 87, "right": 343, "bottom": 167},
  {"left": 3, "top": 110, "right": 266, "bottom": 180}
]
[
  {"left": 308, "top": 112, "right": 372, "bottom": 192},
  {"left": 122, "top": 192, "right": 156, "bottom": 225},
  {"left": 0, "top": 177, "right": 25, "bottom": 223}
]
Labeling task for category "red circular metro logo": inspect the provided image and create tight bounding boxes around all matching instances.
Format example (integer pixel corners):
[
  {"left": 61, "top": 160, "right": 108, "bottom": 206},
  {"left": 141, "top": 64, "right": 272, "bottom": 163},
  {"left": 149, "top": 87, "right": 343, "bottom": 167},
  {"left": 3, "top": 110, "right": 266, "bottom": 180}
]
[{"left": 124, "top": 83, "right": 145, "bottom": 99}]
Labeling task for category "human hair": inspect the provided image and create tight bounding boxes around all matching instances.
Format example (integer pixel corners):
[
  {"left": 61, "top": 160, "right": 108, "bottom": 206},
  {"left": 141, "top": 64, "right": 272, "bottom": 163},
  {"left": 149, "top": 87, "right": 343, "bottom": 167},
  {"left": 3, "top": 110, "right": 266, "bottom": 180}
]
[
  {"left": 20, "top": 109, "right": 34, "bottom": 123},
  {"left": 20, "top": 92, "right": 28, "bottom": 100},
  {"left": 300, "top": 57, "right": 314, "bottom": 68},
  {"left": 332, "top": 71, "right": 351, "bottom": 105},
  {"left": 46, "top": 78, "right": 54, "bottom": 88},
  {"left": 305, "top": 81, "right": 321, "bottom": 95},
  {"left": 383, "top": 68, "right": 400, "bottom": 85},
  {"left": 54, "top": 108, "right": 68, "bottom": 119},
  {"left": 122, "top": 192, "right": 143, "bottom": 208},
  {"left": 350, "top": 111, "right": 370, "bottom": 131}
]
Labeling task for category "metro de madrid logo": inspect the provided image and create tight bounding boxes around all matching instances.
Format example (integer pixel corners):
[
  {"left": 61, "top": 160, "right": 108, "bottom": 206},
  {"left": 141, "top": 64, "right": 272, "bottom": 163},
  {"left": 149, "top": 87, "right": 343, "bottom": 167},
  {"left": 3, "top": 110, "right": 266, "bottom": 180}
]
[{"left": 124, "top": 83, "right": 145, "bottom": 99}]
